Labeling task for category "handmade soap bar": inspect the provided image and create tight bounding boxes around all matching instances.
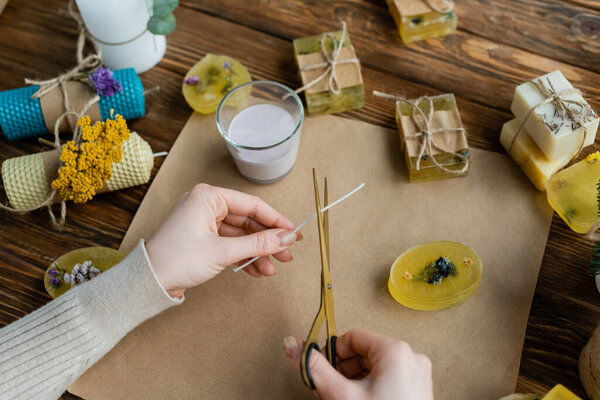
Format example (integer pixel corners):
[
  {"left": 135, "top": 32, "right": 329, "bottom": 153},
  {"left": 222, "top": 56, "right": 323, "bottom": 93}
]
[
  {"left": 385, "top": 0, "right": 457, "bottom": 44},
  {"left": 388, "top": 241, "right": 482, "bottom": 311},
  {"left": 511, "top": 70, "right": 599, "bottom": 161},
  {"left": 500, "top": 119, "right": 571, "bottom": 191},
  {"left": 542, "top": 385, "right": 581, "bottom": 400},
  {"left": 396, "top": 93, "right": 469, "bottom": 182},
  {"left": 182, "top": 54, "right": 251, "bottom": 114},
  {"left": 293, "top": 29, "right": 364, "bottom": 115},
  {"left": 545, "top": 152, "right": 600, "bottom": 233}
]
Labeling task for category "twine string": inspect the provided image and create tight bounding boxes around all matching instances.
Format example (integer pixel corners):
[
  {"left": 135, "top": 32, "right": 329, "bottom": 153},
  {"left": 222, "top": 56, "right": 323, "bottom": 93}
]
[
  {"left": 424, "top": 0, "right": 455, "bottom": 13},
  {"left": 0, "top": 96, "right": 100, "bottom": 229},
  {"left": 295, "top": 21, "right": 360, "bottom": 96},
  {"left": 587, "top": 220, "right": 600, "bottom": 242},
  {"left": 508, "top": 77, "right": 593, "bottom": 159},
  {"left": 373, "top": 90, "right": 469, "bottom": 174}
]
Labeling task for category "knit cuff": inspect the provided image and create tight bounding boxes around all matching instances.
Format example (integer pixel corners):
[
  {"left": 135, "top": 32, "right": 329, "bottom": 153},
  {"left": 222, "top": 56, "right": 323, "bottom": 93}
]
[{"left": 76, "top": 239, "right": 184, "bottom": 345}]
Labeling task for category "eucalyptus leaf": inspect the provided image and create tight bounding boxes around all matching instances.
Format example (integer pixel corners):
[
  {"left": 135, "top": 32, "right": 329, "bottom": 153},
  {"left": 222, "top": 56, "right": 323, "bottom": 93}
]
[
  {"left": 153, "top": 0, "right": 178, "bottom": 16},
  {"left": 147, "top": 12, "right": 176, "bottom": 35}
]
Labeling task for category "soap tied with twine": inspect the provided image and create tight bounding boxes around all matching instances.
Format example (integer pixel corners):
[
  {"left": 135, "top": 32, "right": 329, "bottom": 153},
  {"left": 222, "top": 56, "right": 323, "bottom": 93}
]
[
  {"left": 374, "top": 90, "right": 469, "bottom": 175},
  {"left": 294, "top": 21, "right": 363, "bottom": 95},
  {"left": 508, "top": 75, "right": 596, "bottom": 159}
]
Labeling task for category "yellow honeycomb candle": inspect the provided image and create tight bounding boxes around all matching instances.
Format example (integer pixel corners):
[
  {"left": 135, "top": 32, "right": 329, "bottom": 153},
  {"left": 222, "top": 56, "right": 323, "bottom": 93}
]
[
  {"left": 545, "top": 152, "right": 600, "bottom": 233},
  {"left": 388, "top": 241, "right": 482, "bottom": 311},
  {"left": 385, "top": 0, "right": 457, "bottom": 44},
  {"left": 500, "top": 119, "right": 572, "bottom": 191},
  {"left": 182, "top": 54, "right": 252, "bottom": 114}
]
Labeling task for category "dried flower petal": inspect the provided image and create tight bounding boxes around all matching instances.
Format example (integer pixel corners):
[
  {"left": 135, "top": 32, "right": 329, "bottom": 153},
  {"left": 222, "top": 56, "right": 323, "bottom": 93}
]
[
  {"left": 89, "top": 67, "right": 123, "bottom": 97},
  {"left": 183, "top": 75, "right": 200, "bottom": 85}
]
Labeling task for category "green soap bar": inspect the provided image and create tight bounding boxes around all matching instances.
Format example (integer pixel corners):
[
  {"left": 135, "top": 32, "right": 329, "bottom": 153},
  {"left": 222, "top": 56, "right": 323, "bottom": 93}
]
[
  {"left": 395, "top": 93, "right": 469, "bottom": 182},
  {"left": 293, "top": 30, "right": 364, "bottom": 116}
]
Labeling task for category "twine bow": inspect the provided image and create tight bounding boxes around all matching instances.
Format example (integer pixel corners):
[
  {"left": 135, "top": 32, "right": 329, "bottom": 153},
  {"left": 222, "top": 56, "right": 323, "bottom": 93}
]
[
  {"left": 24, "top": 0, "right": 101, "bottom": 118},
  {"left": 424, "top": 0, "right": 454, "bottom": 13},
  {"left": 373, "top": 90, "right": 469, "bottom": 174},
  {"left": 0, "top": 96, "right": 100, "bottom": 229},
  {"left": 508, "top": 76, "right": 594, "bottom": 158},
  {"left": 295, "top": 21, "right": 360, "bottom": 96}
]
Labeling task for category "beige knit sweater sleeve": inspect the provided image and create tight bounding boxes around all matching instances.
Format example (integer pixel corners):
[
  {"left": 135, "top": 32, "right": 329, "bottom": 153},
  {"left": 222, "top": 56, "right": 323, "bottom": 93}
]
[{"left": 0, "top": 240, "right": 183, "bottom": 400}]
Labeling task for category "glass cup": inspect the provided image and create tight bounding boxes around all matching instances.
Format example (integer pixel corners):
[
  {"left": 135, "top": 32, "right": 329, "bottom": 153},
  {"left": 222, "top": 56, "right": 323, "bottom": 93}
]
[{"left": 216, "top": 81, "right": 304, "bottom": 183}]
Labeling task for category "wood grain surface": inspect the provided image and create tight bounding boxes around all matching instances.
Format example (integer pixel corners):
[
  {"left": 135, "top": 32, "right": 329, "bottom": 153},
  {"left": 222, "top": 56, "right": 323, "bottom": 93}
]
[{"left": 0, "top": 0, "right": 599, "bottom": 398}]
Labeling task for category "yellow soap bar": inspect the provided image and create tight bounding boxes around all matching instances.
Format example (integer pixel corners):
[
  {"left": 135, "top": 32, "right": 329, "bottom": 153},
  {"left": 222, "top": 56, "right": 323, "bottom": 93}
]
[
  {"left": 500, "top": 119, "right": 571, "bottom": 191},
  {"left": 542, "top": 385, "right": 581, "bottom": 400},
  {"left": 546, "top": 152, "right": 600, "bottom": 233},
  {"left": 385, "top": 0, "right": 457, "bottom": 44}
]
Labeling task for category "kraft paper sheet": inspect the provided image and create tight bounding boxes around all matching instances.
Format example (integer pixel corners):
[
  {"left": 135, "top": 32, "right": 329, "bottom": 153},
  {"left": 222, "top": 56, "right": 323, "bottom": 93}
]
[{"left": 71, "top": 113, "right": 553, "bottom": 399}]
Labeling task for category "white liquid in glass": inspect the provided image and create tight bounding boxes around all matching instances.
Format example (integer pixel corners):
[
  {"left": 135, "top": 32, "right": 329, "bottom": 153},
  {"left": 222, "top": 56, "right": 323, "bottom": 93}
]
[{"left": 227, "top": 104, "right": 301, "bottom": 182}]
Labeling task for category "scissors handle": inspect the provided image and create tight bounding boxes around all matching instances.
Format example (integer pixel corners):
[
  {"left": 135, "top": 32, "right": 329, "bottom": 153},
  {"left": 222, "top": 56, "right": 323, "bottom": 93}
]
[{"left": 302, "top": 335, "right": 338, "bottom": 389}]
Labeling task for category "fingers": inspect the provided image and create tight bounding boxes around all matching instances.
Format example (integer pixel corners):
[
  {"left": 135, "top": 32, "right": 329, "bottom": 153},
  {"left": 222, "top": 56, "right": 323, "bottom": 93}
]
[
  {"left": 219, "top": 221, "right": 295, "bottom": 263},
  {"left": 282, "top": 337, "right": 355, "bottom": 400},
  {"left": 208, "top": 185, "right": 296, "bottom": 231},
  {"left": 334, "top": 329, "right": 395, "bottom": 370},
  {"left": 217, "top": 229, "right": 297, "bottom": 266},
  {"left": 225, "top": 214, "right": 303, "bottom": 242},
  {"left": 336, "top": 356, "right": 369, "bottom": 379}
]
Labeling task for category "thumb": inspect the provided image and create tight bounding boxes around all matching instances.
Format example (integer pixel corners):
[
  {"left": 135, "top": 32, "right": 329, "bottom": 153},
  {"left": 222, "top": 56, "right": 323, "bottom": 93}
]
[
  {"left": 218, "top": 229, "right": 297, "bottom": 265},
  {"left": 282, "top": 337, "right": 355, "bottom": 400}
]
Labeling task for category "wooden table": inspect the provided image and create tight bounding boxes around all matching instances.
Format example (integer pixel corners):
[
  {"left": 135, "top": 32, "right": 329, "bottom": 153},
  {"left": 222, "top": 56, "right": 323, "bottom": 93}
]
[{"left": 0, "top": 1, "right": 599, "bottom": 398}]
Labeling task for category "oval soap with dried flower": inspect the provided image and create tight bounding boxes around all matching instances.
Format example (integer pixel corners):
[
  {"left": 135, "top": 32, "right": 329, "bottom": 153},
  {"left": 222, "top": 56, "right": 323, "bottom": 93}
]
[
  {"left": 182, "top": 54, "right": 252, "bottom": 114},
  {"left": 44, "top": 247, "right": 125, "bottom": 299},
  {"left": 388, "top": 241, "right": 482, "bottom": 311}
]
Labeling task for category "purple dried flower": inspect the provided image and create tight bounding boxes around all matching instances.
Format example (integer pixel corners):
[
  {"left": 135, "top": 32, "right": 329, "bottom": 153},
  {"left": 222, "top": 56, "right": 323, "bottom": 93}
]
[
  {"left": 222, "top": 62, "right": 231, "bottom": 70},
  {"left": 183, "top": 75, "right": 200, "bottom": 85},
  {"left": 89, "top": 67, "right": 123, "bottom": 97},
  {"left": 49, "top": 277, "right": 60, "bottom": 287},
  {"left": 48, "top": 269, "right": 57, "bottom": 277}
]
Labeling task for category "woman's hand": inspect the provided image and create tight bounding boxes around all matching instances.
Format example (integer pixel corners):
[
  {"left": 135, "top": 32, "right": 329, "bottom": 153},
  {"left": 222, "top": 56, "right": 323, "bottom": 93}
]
[
  {"left": 146, "top": 183, "right": 301, "bottom": 297},
  {"left": 283, "top": 329, "right": 433, "bottom": 400}
]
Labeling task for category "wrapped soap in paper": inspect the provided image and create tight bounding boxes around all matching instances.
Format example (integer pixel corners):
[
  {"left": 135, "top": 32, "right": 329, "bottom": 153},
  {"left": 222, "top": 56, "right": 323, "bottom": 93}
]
[
  {"left": 395, "top": 93, "right": 469, "bottom": 182},
  {"left": 293, "top": 22, "right": 364, "bottom": 116},
  {"left": 0, "top": 68, "right": 146, "bottom": 141},
  {"left": 511, "top": 70, "right": 599, "bottom": 161},
  {"left": 385, "top": 0, "right": 457, "bottom": 44}
]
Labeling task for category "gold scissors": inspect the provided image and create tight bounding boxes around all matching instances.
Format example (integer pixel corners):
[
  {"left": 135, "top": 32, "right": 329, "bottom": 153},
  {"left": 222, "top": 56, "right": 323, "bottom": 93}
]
[{"left": 300, "top": 169, "right": 338, "bottom": 389}]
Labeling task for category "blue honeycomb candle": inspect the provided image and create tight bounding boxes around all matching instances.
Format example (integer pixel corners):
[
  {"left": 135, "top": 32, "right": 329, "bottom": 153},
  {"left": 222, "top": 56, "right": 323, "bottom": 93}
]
[{"left": 0, "top": 68, "right": 145, "bottom": 141}]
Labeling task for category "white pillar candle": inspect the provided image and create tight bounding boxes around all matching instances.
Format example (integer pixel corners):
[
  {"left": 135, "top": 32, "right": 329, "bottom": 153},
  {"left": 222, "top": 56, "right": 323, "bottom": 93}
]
[
  {"left": 227, "top": 104, "right": 301, "bottom": 183},
  {"left": 75, "top": 0, "right": 166, "bottom": 73}
]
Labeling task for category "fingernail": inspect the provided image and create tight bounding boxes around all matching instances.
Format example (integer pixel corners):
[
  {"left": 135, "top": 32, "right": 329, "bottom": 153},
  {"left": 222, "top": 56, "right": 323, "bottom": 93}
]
[
  {"left": 278, "top": 231, "right": 297, "bottom": 246},
  {"left": 283, "top": 336, "right": 300, "bottom": 357}
]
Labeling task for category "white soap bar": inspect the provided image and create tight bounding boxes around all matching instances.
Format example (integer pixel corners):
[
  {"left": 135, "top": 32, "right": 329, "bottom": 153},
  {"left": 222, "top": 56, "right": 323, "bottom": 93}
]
[
  {"left": 510, "top": 70, "right": 599, "bottom": 161},
  {"left": 500, "top": 119, "right": 571, "bottom": 191}
]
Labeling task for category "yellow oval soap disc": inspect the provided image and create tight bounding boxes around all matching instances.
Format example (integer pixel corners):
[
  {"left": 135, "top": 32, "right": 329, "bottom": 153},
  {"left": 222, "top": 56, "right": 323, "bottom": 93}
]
[
  {"left": 44, "top": 247, "right": 125, "bottom": 299},
  {"left": 388, "top": 241, "right": 482, "bottom": 311},
  {"left": 182, "top": 53, "right": 252, "bottom": 114}
]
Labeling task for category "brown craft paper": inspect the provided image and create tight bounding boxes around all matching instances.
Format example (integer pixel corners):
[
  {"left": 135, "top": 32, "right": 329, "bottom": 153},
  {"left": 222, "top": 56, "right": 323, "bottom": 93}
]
[
  {"left": 39, "top": 80, "right": 101, "bottom": 132},
  {"left": 400, "top": 109, "right": 467, "bottom": 157},
  {"left": 0, "top": 0, "right": 8, "bottom": 15},
  {"left": 296, "top": 46, "right": 363, "bottom": 95},
  {"left": 392, "top": 0, "right": 446, "bottom": 16},
  {"left": 70, "top": 113, "right": 553, "bottom": 400}
]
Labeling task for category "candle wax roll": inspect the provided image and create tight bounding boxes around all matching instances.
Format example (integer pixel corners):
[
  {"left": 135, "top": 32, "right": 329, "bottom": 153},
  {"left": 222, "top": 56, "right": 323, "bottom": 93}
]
[
  {"left": 545, "top": 152, "right": 600, "bottom": 234},
  {"left": 500, "top": 119, "right": 572, "bottom": 191},
  {"left": 396, "top": 93, "right": 469, "bottom": 182},
  {"left": 1, "top": 132, "right": 153, "bottom": 210},
  {"left": 385, "top": 0, "right": 457, "bottom": 44},
  {"left": 511, "top": 70, "right": 599, "bottom": 161},
  {"left": 0, "top": 68, "right": 145, "bottom": 141},
  {"left": 293, "top": 30, "right": 364, "bottom": 116}
]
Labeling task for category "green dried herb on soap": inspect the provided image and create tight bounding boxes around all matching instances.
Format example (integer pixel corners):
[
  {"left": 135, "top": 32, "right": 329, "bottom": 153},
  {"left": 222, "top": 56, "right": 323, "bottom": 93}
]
[
  {"left": 422, "top": 257, "right": 456, "bottom": 285},
  {"left": 565, "top": 206, "right": 577, "bottom": 221}
]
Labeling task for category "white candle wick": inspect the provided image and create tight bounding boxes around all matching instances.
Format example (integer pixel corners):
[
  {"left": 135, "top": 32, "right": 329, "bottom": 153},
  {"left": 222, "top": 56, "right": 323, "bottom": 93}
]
[{"left": 233, "top": 182, "right": 365, "bottom": 272}]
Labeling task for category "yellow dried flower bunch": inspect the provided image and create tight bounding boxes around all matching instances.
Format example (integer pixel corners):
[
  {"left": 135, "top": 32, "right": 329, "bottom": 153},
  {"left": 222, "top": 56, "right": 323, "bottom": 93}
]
[{"left": 51, "top": 114, "right": 130, "bottom": 203}]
